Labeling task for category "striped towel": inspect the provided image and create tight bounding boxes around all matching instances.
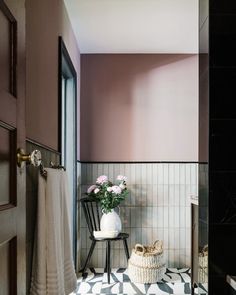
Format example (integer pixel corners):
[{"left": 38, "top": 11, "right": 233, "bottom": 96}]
[{"left": 30, "top": 168, "right": 77, "bottom": 295}]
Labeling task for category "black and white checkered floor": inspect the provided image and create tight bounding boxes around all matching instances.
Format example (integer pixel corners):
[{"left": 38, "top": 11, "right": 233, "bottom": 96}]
[{"left": 72, "top": 268, "right": 207, "bottom": 295}]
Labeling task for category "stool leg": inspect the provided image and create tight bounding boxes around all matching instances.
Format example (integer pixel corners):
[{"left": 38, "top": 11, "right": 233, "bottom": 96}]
[
  {"left": 123, "top": 239, "right": 130, "bottom": 261},
  {"left": 105, "top": 242, "right": 108, "bottom": 273},
  {"left": 80, "top": 240, "right": 96, "bottom": 274},
  {"left": 106, "top": 241, "right": 111, "bottom": 284}
]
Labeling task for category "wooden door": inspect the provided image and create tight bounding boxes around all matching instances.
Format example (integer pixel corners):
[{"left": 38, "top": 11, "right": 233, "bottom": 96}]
[{"left": 0, "top": 0, "right": 26, "bottom": 294}]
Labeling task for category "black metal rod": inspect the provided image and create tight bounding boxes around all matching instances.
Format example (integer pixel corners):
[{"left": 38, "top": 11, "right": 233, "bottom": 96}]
[
  {"left": 85, "top": 203, "right": 94, "bottom": 235},
  {"left": 80, "top": 240, "right": 96, "bottom": 274},
  {"left": 82, "top": 202, "right": 93, "bottom": 235},
  {"left": 96, "top": 202, "right": 100, "bottom": 231},
  {"left": 123, "top": 239, "right": 130, "bottom": 261},
  {"left": 90, "top": 202, "right": 97, "bottom": 231},
  {"left": 107, "top": 241, "right": 111, "bottom": 284},
  {"left": 105, "top": 244, "right": 108, "bottom": 273}
]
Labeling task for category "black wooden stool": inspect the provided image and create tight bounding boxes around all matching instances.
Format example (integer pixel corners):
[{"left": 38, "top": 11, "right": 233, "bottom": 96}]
[{"left": 79, "top": 197, "right": 130, "bottom": 284}]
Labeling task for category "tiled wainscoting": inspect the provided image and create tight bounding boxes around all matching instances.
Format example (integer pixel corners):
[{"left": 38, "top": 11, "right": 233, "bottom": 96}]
[
  {"left": 26, "top": 140, "right": 60, "bottom": 293},
  {"left": 79, "top": 163, "right": 198, "bottom": 269}
]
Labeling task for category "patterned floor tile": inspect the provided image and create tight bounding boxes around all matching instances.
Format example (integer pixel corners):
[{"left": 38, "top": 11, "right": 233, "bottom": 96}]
[
  {"left": 76, "top": 282, "right": 94, "bottom": 294},
  {"left": 101, "top": 282, "right": 123, "bottom": 294},
  {"left": 73, "top": 268, "right": 192, "bottom": 295},
  {"left": 168, "top": 268, "right": 190, "bottom": 274},
  {"left": 162, "top": 273, "right": 183, "bottom": 283}
]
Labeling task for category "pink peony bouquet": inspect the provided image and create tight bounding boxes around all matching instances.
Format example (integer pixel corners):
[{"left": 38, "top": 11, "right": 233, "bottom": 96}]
[{"left": 86, "top": 175, "right": 129, "bottom": 213}]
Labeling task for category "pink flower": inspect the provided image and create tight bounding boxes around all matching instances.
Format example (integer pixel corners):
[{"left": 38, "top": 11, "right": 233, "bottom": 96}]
[
  {"left": 96, "top": 175, "right": 108, "bottom": 184},
  {"left": 119, "top": 183, "right": 126, "bottom": 190},
  {"left": 111, "top": 185, "right": 122, "bottom": 194},
  {"left": 117, "top": 175, "right": 127, "bottom": 182},
  {"left": 94, "top": 188, "right": 100, "bottom": 194},
  {"left": 107, "top": 187, "right": 113, "bottom": 192},
  {"left": 87, "top": 185, "right": 97, "bottom": 194}
]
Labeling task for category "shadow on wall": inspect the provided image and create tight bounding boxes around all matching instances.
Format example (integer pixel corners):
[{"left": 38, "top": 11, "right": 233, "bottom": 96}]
[{"left": 80, "top": 54, "right": 198, "bottom": 162}]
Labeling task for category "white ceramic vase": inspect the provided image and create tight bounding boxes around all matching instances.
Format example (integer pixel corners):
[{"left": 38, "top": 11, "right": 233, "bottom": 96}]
[{"left": 100, "top": 208, "right": 122, "bottom": 233}]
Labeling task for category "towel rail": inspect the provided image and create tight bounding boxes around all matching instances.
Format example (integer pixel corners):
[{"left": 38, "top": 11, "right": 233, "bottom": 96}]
[{"left": 40, "top": 161, "right": 66, "bottom": 179}]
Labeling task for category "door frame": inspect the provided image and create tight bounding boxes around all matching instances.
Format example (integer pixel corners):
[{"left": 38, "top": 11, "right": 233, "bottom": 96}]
[{"left": 58, "top": 36, "right": 77, "bottom": 268}]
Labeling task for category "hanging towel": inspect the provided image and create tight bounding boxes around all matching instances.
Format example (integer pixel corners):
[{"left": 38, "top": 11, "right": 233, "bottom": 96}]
[{"left": 30, "top": 168, "right": 77, "bottom": 295}]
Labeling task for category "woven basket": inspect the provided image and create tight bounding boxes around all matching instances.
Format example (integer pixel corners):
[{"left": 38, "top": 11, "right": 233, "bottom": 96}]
[{"left": 128, "top": 240, "right": 166, "bottom": 284}]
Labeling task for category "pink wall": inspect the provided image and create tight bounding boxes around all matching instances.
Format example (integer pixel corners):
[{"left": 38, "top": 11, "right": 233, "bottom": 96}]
[
  {"left": 26, "top": 0, "right": 80, "bottom": 157},
  {"left": 81, "top": 54, "right": 198, "bottom": 162}
]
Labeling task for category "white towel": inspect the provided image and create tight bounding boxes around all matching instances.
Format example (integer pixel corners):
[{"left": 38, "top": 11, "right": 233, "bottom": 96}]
[{"left": 30, "top": 168, "right": 77, "bottom": 295}]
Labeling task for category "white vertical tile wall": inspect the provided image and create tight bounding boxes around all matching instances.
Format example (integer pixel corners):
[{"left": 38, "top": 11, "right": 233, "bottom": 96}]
[{"left": 79, "top": 163, "right": 198, "bottom": 269}]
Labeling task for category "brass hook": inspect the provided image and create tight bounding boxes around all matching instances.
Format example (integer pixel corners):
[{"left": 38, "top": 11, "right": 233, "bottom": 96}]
[{"left": 16, "top": 148, "right": 31, "bottom": 167}]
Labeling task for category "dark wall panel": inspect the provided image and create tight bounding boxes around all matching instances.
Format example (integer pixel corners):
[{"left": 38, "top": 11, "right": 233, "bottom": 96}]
[{"left": 209, "top": 0, "right": 236, "bottom": 294}]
